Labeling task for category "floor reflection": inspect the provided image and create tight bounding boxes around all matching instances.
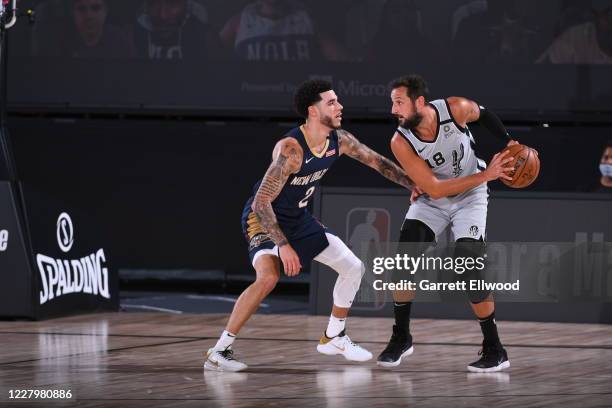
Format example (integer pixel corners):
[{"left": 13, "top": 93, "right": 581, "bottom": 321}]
[{"left": 203, "top": 370, "right": 249, "bottom": 407}]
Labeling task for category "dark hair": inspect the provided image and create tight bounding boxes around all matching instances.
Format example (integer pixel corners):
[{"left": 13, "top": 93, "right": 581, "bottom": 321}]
[
  {"left": 293, "top": 79, "right": 333, "bottom": 118},
  {"left": 389, "top": 74, "right": 429, "bottom": 102}
]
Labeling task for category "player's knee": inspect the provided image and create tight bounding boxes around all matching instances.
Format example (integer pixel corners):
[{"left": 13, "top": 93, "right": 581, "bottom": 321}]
[
  {"left": 331, "top": 254, "right": 365, "bottom": 308},
  {"left": 467, "top": 289, "right": 491, "bottom": 304},
  {"left": 455, "top": 237, "right": 485, "bottom": 258},
  {"left": 455, "top": 237, "right": 486, "bottom": 279},
  {"left": 398, "top": 220, "right": 435, "bottom": 268},
  {"left": 339, "top": 252, "right": 365, "bottom": 281},
  {"left": 324, "top": 242, "right": 365, "bottom": 281},
  {"left": 353, "top": 253, "right": 366, "bottom": 275},
  {"left": 256, "top": 273, "right": 279, "bottom": 294},
  {"left": 469, "top": 292, "right": 493, "bottom": 305},
  {"left": 456, "top": 238, "right": 489, "bottom": 303},
  {"left": 400, "top": 219, "right": 435, "bottom": 243}
]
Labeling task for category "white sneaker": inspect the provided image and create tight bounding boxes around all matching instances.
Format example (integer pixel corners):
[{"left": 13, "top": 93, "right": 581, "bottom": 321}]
[
  {"left": 204, "top": 347, "right": 248, "bottom": 372},
  {"left": 316, "top": 332, "right": 373, "bottom": 362}
]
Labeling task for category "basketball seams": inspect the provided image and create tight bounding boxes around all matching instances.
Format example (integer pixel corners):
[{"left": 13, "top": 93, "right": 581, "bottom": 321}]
[
  {"left": 512, "top": 146, "right": 530, "bottom": 187},
  {"left": 501, "top": 144, "right": 539, "bottom": 188},
  {"left": 523, "top": 148, "right": 540, "bottom": 187}
]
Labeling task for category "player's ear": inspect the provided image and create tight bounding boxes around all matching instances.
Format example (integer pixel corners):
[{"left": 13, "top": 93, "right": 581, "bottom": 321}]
[
  {"left": 415, "top": 96, "right": 426, "bottom": 110},
  {"left": 308, "top": 104, "right": 319, "bottom": 119}
]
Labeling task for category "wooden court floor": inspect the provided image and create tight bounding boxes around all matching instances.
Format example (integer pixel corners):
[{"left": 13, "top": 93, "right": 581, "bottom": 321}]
[{"left": 1, "top": 312, "right": 611, "bottom": 407}]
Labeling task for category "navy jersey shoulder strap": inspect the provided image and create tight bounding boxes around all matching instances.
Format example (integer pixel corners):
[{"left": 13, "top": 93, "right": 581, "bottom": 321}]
[
  {"left": 329, "top": 129, "right": 340, "bottom": 156},
  {"left": 284, "top": 126, "right": 310, "bottom": 157}
]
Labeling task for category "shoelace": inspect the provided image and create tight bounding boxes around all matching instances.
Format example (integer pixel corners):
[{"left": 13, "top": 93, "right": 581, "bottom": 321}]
[
  {"left": 219, "top": 348, "right": 236, "bottom": 361},
  {"left": 343, "top": 336, "right": 362, "bottom": 349}
]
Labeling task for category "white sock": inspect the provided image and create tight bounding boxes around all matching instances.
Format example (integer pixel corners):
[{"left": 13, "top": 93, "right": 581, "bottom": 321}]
[
  {"left": 325, "top": 315, "right": 346, "bottom": 338},
  {"left": 214, "top": 330, "right": 236, "bottom": 350}
]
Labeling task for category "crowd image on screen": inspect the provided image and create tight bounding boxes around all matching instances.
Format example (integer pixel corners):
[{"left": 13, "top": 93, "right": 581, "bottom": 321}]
[
  {"left": 218, "top": 0, "right": 347, "bottom": 62},
  {"left": 14, "top": 0, "right": 610, "bottom": 64},
  {"left": 362, "top": 0, "right": 433, "bottom": 62},
  {"left": 451, "top": 0, "right": 547, "bottom": 64},
  {"left": 132, "top": 0, "right": 222, "bottom": 61},
  {"left": 7, "top": 0, "right": 611, "bottom": 197},
  {"left": 538, "top": 2, "right": 612, "bottom": 64},
  {"left": 31, "top": 0, "right": 133, "bottom": 58}
]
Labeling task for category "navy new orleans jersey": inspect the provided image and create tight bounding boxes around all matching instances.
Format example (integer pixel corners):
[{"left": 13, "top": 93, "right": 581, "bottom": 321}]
[{"left": 241, "top": 126, "right": 340, "bottom": 264}]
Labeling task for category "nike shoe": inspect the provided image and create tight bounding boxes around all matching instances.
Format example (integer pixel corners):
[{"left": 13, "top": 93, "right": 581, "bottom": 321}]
[
  {"left": 316, "top": 330, "right": 373, "bottom": 362},
  {"left": 204, "top": 346, "right": 248, "bottom": 372},
  {"left": 376, "top": 325, "right": 414, "bottom": 368},
  {"left": 467, "top": 344, "right": 510, "bottom": 373}
]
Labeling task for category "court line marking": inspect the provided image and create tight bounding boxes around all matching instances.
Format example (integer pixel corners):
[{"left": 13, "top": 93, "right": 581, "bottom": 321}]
[
  {"left": 0, "top": 338, "right": 205, "bottom": 366},
  {"left": 120, "top": 304, "right": 183, "bottom": 314},
  {"left": 0, "top": 331, "right": 611, "bottom": 350},
  {"left": 184, "top": 295, "right": 270, "bottom": 307},
  {"left": 0, "top": 331, "right": 191, "bottom": 339}
]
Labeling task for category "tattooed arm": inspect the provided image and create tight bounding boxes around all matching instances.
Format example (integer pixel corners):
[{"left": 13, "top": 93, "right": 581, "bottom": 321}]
[
  {"left": 251, "top": 137, "right": 303, "bottom": 275},
  {"left": 252, "top": 137, "right": 302, "bottom": 246},
  {"left": 337, "top": 129, "right": 414, "bottom": 189}
]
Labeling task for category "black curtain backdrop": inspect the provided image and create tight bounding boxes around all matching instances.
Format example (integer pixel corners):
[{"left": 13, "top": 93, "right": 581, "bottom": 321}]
[{"left": 9, "top": 117, "right": 610, "bottom": 275}]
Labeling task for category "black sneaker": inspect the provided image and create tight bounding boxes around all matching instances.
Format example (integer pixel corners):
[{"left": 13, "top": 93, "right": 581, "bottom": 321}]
[
  {"left": 376, "top": 325, "right": 414, "bottom": 367},
  {"left": 467, "top": 344, "right": 510, "bottom": 373}
]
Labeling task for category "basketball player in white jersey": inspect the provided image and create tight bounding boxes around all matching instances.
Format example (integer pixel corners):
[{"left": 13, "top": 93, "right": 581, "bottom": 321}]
[{"left": 378, "top": 74, "right": 526, "bottom": 372}]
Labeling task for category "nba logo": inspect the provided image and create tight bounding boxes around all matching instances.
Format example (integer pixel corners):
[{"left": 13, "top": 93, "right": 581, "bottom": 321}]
[{"left": 346, "top": 208, "right": 391, "bottom": 311}]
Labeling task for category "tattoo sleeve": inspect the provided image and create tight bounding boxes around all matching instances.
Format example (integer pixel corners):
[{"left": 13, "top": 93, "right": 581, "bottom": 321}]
[
  {"left": 338, "top": 130, "right": 414, "bottom": 189},
  {"left": 252, "top": 142, "right": 301, "bottom": 247}
]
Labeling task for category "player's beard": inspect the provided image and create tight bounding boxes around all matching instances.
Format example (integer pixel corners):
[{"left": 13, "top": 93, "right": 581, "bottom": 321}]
[
  {"left": 320, "top": 114, "right": 341, "bottom": 130},
  {"left": 398, "top": 99, "right": 423, "bottom": 130},
  {"left": 398, "top": 112, "right": 423, "bottom": 130}
]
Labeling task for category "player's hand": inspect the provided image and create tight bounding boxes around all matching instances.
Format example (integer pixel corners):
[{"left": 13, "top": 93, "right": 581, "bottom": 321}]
[
  {"left": 410, "top": 186, "right": 424, "bottom": 203},
  {"left": 507, "top": 138, "right": 539, "bottom": 157},
  {"left": 279, "top": 244, "right": 302, "bottom": 277},
  {"left": 484, "top": 150, "right": 514, "bottom": 182},
  {"left": 506, "top": 139, "right": 519, "bottom": 147}
]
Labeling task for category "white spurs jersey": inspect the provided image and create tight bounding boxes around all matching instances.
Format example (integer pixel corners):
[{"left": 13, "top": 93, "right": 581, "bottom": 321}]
[{"left": 397, "top": 99, "right": 486, "bottom": 180}]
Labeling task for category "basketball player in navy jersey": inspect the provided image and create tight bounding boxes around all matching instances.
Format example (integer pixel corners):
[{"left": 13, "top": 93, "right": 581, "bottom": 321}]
[
  {"left": 205, "top": 79, "right": 414, "bottom": 371},
  {"left": 377, "top": 74, "right": 530, "bottom": 372}
]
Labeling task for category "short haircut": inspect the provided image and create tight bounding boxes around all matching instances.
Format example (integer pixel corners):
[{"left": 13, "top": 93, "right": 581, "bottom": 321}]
[
  {"left": 389, "top": 74, "right": 429, "bottom": 102},
  {"left": 293, "top": 79, "right": 333, "bottom": 118}
]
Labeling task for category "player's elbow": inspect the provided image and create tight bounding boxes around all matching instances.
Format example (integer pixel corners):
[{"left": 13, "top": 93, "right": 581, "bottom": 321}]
[{"left": 251, "top": 197, "right": 269, "bottom": 215}]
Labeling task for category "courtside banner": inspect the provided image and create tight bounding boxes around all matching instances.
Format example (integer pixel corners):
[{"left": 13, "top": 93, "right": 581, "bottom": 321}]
[
  {"left": 21, "top": 184, "right": 118, "bottom": 319},
  {"left": 0, "top": 181, "right": 34, "bottom": 318},
  {"left": 311, "top": 187, "right": 612, "bottom": 322},
  {"left": 353, "top": 241, "right": 612, "bottom": 303}
]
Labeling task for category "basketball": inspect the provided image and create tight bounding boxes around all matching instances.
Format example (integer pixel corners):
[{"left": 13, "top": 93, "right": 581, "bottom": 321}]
[{"left": 501, "top": 144, "right": 540, "bottom": 188}]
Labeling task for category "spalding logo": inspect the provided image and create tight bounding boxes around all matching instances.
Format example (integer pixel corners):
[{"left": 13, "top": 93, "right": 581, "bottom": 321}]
[
  {"left": 37, "top": 212, "right": 110, "bottom": 305},
  {"left": 56, "top": 213, "right": 74, "bottom": 253}
]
